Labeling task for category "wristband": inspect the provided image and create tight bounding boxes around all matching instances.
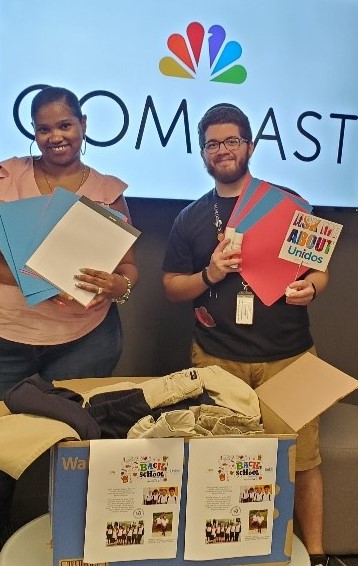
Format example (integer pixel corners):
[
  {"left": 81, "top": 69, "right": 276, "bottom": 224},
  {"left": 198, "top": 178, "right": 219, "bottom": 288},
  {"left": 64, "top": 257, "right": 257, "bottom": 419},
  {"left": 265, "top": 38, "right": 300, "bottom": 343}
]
[
  {"left": 202, "top": 267, "right": 215, "bottom": 287},
  {"left": 305, "top": 280, "right": 316, "bottom": 301},
  {"left": 112, "top": 275, "right": 132, "bottom": 304},
  {"left": 310, "top": 282, "right": 317, "bottom": 301}
]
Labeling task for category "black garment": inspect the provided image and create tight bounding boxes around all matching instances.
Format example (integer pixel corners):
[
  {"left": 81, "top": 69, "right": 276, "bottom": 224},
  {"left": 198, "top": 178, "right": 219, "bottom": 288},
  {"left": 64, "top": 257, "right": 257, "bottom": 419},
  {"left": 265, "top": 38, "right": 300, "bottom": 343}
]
[
  {"left": 310, "top": 555, "right": 329, "bottom": 566},
  {"left": 0, "top": 471, "right": 15, "bottom": 529},
  {"left": 87, "top": 389, "right": 155, "bottom": 438},
  {"left": 163, "top": 186, "right": 313, "bottom": 362},
  {"left": 152, "top": 389, "right": 216, "bottom": 421},
  {"left": 4, "top": 374, "right": 101, "bottom": 440}
]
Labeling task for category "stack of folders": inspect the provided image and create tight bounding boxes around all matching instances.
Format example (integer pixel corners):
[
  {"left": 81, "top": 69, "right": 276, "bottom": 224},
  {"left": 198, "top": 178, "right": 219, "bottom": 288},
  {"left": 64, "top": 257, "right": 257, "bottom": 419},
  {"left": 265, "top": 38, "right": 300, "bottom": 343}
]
[
  {"left": 222, "top": 177, "right": 341, "bottom": 306},
  {"left": 0, "top": 187, "right": 141, "bottom": 306},
  {"left": 226, "top": 178, "right": 312, "bottom": 306}
]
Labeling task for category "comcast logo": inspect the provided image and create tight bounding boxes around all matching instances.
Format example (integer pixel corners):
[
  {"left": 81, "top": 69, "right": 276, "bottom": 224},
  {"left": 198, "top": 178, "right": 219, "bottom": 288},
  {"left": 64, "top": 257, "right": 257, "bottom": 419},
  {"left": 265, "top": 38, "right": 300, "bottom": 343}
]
[{"left": 159, "top": 22, "right": 247, "bottom": 84}]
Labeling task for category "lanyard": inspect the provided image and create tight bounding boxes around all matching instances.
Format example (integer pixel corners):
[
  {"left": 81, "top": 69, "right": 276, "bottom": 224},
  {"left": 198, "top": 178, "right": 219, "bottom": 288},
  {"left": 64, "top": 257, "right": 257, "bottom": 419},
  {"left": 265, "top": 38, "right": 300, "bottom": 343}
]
[
  {"left": 213, "top": 200, "right": 224, "bottom": 241},
  {"left": 212, "top": 191, "right": 252, "bottom": 292}
]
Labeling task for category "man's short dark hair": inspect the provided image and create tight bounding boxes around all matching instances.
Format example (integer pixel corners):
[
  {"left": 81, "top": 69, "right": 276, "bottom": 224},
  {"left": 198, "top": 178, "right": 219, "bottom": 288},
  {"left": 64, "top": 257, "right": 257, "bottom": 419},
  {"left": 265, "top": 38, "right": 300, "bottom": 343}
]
[{"left": 198, "top": 103, "right": 252, "bottom": 149}]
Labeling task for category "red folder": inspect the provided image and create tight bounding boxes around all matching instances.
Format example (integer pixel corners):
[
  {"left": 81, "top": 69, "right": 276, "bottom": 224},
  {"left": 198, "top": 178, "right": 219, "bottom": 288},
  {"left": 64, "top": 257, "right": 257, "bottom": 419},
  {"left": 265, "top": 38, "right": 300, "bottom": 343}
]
[{"left": 240, "top": 198, "right": 310, "bottom": 306}]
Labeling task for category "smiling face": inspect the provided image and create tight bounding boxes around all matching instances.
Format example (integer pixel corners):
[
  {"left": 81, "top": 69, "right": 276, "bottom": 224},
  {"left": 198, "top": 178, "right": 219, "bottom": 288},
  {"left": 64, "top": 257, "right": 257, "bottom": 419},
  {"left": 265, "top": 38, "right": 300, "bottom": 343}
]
[
  {"left": 33, "top": 100, "right": 87, "bottom": 168},
  {"left": 202, "top": 123, "right": 253, "bottom": 185}
]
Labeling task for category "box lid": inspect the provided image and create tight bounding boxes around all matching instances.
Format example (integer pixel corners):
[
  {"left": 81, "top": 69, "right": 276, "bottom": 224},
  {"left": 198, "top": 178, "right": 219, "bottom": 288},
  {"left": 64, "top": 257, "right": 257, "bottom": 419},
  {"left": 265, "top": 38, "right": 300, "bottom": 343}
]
[{"left": 255, "top": 353, "right": 358, "bottom": 432}]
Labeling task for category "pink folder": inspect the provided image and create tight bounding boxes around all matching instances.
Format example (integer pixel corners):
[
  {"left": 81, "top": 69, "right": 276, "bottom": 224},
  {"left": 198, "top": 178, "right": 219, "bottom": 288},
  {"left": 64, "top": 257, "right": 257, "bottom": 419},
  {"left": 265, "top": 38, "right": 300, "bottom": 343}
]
[{"left": 239, "top": 197, "right": 310, "bottom": 306}]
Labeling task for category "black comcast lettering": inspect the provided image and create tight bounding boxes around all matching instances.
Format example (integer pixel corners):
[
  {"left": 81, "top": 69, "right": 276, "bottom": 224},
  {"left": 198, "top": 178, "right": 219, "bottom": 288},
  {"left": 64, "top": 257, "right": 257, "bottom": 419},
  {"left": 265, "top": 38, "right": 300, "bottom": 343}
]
[
  {"left": 12, "top": 85, "right": 192, "bottom": 152},
  {"left": 13, "top": 84, "right": 50, "bottom": 140},
  {"left": 79, "top": 90, "right": 129, "bottom": 147},
  {"left": 252, "top": 107, "right": 358, "bottom": 165},
  {"left": 13, "top": 85, "right": 358, "bottom": 163},
  {"left": 13, "top": 85, "right": 129, "bottom": 147}
]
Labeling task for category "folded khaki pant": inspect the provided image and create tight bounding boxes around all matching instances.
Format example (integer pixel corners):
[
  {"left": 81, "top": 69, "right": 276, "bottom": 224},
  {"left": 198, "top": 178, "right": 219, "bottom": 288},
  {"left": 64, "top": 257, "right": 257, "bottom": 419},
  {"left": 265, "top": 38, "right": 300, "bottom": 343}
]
[
  {"left": 127, "top": 410, "right": 197, "bottom": 439},
  {"left": 211, "top": 415, "right": 264, "bottom": 435},
  {"left": 84, "top": 366, "right": 260, "bottom": 418},
  {"left": 191, "top": 405, "right": 263, "bottom": 435},
  {"left": 85, "top": 368, "right": 204, "bottom": 409},
  {"left": 128, "top": 405, "right": 264, "bottom": 439},
  {"left": 195, "top": 366, "right": 261, "bottom": 417}
]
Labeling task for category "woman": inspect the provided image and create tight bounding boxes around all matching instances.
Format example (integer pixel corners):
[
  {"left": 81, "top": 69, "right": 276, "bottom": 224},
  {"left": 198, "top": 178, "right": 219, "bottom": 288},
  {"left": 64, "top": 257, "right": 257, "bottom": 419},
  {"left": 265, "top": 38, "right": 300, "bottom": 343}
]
[
  {"left": 0, "top": 85, "right": 138, "bottom": 541},
  {"left": 0, "top": 85, "right": 138, "bottom": 392}
]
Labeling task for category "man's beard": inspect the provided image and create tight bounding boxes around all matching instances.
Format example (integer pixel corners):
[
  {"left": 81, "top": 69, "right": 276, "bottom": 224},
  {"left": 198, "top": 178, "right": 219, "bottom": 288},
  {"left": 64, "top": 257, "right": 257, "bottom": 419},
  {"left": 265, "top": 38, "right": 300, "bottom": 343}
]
[{"left": 204, "top": 152, "right": 250, "bottom": 184}]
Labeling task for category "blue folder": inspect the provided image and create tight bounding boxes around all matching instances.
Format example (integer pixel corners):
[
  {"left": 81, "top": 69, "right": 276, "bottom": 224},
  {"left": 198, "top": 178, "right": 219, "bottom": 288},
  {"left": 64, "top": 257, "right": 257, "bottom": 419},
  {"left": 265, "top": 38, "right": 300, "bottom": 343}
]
[
  {"left": 0, "top": 196, "right": 60, "bottom": 304},
  {"left": 229, "top": 179, "right": 312, "bottom": 228},
  {"left": 0, "top": 188, "right": 128, "bottom": 306}
]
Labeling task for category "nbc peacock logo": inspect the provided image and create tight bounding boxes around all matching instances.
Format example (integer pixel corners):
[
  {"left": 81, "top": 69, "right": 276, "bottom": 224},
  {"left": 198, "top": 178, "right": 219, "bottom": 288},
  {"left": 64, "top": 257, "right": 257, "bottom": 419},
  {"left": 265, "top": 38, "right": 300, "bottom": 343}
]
[{"left": 159, "top": 22, "right": 247, "bottom": 84}]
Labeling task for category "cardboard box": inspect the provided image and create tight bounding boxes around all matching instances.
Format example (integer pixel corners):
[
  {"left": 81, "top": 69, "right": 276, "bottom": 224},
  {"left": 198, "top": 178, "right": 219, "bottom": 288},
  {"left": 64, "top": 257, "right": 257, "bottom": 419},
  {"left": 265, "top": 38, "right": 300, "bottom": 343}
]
[{"left": 50, "top": 354, "right": 357, "bottom": 566}]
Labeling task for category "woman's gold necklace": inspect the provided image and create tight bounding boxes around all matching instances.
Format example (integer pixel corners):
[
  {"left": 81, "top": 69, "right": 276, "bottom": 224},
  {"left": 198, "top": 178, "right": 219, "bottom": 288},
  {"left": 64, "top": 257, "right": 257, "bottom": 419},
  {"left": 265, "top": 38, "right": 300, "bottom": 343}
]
[{"left": 41, "top": 164, "right": 88, "bottom": 193}]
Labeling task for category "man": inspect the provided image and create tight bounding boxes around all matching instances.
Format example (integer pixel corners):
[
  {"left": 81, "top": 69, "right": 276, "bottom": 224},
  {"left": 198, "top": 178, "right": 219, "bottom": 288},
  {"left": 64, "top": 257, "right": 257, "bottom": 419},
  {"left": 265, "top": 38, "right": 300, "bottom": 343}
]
[
  {"left": 254, "top": 486, "right": 264, "bottom": 502},
  {"left": 158, "top": 487, "right": 168, "bottom": 504},
  {"left": 161, "top": 514, "right": 169, "bottom": 536},
  {"left": 262, "top": 485, "right": 272, "bottom": 501},
  {"left": 167, "top": 486, "right": 177, "bottom": 504},
  {"left": 256, "top": 512, "right": 265, "bottom": 534},
  {"left": 162, "top": 103, "right": 329, "bottom": 566},
  {"left": 234, "top": 518, "right": 241, "bottom": 542}
]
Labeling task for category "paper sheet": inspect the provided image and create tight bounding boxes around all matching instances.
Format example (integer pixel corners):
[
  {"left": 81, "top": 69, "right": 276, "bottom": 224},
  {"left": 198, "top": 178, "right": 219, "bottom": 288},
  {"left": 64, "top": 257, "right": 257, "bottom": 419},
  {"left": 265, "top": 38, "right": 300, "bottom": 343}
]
[
  {"left": 84, "top": 438, "right": 184, "bottom": 563},
  {"left": 26, "top": 197, "right": 139, "bottom": 306},
  {"left": 184, "top": 437, "right": 278, "bottom": 560}
]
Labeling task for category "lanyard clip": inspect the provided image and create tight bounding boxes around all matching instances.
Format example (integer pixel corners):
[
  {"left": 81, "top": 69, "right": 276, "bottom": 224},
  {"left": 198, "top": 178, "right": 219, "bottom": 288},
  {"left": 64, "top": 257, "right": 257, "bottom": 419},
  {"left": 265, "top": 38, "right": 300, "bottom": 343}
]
[{"left": 242, "top": 282, "right": 250, "bottom": 293}]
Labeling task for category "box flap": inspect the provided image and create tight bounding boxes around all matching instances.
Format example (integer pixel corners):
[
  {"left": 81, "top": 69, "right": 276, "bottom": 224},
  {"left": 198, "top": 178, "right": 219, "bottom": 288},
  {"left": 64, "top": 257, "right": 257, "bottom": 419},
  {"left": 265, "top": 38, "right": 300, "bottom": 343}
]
[{"left": 256, "top": 353, "right": 358, "bottom": 432}]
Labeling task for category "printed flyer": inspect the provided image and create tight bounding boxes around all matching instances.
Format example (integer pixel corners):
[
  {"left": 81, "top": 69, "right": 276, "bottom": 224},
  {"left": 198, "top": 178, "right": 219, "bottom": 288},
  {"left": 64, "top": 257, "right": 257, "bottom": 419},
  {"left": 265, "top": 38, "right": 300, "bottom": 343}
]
[
  {"left": 278, "top": 211, "right": 343, "bottom": 272},
  {"left": 83, "top": 438, "right": 184, "bottom": 563},
  {"left": 184, "top": 437, "right": 278, "bottom": 560}
]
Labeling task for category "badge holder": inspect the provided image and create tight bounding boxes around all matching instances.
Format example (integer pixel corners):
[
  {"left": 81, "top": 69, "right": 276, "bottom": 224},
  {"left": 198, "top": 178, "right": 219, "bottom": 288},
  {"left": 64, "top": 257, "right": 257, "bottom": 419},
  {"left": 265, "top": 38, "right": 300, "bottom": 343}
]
[{"left": 236, "top": 282, "right": 254, "bottom": 325}]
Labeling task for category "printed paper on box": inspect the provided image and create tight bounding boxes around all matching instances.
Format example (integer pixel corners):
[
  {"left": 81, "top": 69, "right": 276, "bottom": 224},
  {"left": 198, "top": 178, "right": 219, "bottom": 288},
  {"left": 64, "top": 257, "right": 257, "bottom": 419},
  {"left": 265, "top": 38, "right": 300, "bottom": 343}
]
[
  {"left": 83, "top": 438, "right": 184, "bottom": 564},
  {"left": 184, "top": 437, "right": 278, "bottom": 560}
]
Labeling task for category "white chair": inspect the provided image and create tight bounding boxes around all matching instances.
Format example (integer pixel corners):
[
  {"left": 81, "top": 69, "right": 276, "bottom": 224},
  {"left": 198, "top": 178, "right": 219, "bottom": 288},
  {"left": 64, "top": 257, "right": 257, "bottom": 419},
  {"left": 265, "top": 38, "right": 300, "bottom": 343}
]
[{"left": 0, "top": 514, "right": 52, "bottom": 566}]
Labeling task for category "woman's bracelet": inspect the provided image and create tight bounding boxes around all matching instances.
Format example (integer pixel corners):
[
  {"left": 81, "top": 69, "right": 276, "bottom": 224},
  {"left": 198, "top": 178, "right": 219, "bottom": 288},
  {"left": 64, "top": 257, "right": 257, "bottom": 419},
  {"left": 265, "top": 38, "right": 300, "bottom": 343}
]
[{"left": 112, "top": 275, "right": 132, "bottom": 304}]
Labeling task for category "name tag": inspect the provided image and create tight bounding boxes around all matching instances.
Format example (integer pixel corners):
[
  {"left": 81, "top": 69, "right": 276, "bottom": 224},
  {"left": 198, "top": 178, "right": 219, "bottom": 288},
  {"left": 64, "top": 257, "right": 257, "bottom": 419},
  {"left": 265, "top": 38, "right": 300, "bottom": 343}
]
[{"left": 236, "top": 292, "right": 254, "bottom": 325}]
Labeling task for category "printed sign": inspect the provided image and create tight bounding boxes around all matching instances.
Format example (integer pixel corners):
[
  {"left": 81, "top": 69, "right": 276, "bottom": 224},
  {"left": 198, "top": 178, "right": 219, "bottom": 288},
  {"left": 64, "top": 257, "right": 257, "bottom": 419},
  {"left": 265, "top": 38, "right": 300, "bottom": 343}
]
[{"left": 279, "top": 211, "right": 343, "bottom": 272}]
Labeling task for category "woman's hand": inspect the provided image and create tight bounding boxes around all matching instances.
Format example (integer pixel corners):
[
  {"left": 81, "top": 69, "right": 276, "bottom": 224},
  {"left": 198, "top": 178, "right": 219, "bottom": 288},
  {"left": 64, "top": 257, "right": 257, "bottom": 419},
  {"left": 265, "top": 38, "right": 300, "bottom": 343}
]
[{"left": 74, "top": 268, "right": 125, "bottom": 309}]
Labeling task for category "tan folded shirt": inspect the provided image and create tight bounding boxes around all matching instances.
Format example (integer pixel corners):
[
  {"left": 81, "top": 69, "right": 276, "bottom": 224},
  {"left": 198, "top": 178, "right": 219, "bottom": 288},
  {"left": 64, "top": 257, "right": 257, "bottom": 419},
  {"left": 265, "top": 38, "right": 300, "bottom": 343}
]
[{"left": 0, "top": 413, "right": 80, "bottom": 478}]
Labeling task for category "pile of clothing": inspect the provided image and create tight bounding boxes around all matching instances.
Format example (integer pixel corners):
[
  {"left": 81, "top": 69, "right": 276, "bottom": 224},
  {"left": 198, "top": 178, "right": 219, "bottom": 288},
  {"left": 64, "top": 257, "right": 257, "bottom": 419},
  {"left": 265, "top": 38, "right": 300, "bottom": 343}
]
[{"left": 0, "top": 366, "right": 264, "bottom": 479}]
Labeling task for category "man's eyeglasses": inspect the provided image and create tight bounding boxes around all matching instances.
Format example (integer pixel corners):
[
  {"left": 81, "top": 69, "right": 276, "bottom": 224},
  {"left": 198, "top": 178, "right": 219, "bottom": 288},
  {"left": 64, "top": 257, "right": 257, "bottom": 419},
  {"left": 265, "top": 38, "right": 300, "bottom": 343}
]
[{"left": 203, "top": 136, "right": 249, "bottom": 154}]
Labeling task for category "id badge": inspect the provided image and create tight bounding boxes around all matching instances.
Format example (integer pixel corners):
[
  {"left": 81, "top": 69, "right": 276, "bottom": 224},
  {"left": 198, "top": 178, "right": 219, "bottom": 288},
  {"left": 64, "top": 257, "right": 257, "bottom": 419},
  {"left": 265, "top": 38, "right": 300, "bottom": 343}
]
[{"left": 236, "top": 292, "right": 254, "bottom": 324}]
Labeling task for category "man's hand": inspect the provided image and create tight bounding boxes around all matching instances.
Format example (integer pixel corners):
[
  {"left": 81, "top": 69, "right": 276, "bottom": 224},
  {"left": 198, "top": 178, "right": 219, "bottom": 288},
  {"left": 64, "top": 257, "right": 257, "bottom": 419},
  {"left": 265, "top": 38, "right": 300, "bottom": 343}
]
[
  {"left": 206, "top": 237, "right": 242, "bottom": 284},
  {"left": 285, "top": 279, "right": 316, "bottom": 306}
]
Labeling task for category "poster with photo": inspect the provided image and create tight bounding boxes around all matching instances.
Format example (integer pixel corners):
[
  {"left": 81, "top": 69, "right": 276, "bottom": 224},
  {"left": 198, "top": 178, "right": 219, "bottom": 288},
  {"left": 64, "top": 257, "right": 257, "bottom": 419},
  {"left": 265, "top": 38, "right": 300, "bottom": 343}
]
[
  {"left": 83, "top": 438, "right": 184, "bottom": 563},
  {"left": 184, "top": 437, "right": 278, "bottom": 560}
]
